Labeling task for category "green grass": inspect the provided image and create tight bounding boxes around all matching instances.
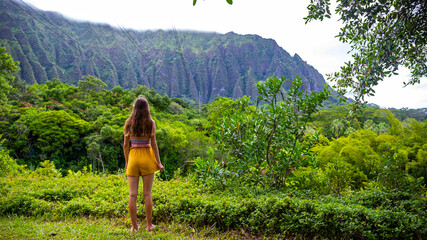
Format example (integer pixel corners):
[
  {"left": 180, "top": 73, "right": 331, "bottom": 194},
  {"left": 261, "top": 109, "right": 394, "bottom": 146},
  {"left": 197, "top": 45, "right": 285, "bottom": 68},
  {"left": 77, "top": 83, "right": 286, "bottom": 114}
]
[
  {"left": 1, "top": 168, "right": 425, "bottom": 239},
  {"left": 0, "top": 216, "right": 280, "bottom": 240}
]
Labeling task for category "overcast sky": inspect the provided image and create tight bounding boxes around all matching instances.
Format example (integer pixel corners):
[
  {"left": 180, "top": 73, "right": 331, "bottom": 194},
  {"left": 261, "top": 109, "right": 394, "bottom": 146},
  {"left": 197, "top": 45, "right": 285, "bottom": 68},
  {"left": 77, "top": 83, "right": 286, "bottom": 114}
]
[{"left": 21, "top": 0, "right": 426, "bottom": 109}]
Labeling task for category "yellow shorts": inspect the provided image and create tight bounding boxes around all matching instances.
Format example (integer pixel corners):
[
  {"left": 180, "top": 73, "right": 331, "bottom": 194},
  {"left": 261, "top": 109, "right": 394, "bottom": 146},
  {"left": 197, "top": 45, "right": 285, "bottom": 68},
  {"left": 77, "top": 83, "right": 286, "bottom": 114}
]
[{"left": 126, "top": 147, "right": 159, "bottom": 176}]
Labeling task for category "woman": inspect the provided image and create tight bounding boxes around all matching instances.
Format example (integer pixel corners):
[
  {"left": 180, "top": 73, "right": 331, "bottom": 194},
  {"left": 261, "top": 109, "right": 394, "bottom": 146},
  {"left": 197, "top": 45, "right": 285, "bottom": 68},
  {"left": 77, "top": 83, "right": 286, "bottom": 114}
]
[{"left": 123, "top": 97, "right": 164, "bottom": 232}]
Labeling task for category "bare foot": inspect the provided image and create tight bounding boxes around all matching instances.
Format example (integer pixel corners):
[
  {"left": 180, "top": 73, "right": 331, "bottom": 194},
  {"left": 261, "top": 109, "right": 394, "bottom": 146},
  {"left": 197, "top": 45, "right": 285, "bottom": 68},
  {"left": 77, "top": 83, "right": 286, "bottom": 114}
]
[
  {"left": 131, "top": 225, "right": 140, "bottom": 232},
  {"left": 146, "top": 224, "right": 156, "bottom": 231}
]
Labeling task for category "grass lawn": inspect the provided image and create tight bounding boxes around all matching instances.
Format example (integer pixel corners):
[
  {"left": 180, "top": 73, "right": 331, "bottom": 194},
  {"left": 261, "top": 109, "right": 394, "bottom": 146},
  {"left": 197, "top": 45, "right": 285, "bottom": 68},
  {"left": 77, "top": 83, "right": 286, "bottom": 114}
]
[{"left": 0, "top": 216, "right": 281, "bottom": 240}]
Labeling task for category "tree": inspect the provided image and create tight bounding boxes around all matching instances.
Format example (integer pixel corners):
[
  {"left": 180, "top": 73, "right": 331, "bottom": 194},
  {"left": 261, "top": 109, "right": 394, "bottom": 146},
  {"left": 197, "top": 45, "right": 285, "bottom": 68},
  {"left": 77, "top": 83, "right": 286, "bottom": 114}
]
[
  {"left": 39, "top": 78, "right": 78, "bottom": 102},
  {"left": 305, "top": 0, "right": 426, "bottom": 106},
  {"left": 8, "top": 110, "right": 91, "bottom": 169},
  {"left": 324, "top": 157, "right": 367, "bottom": 195},
  {"left": 0, "top": 47, "right": 19, "bottom": 108},
  {"left": 156, "top": 120, "right": 212, "bottom": 179},
  {"left": 203, "top": 97, "right": 249, "bottom": 130},
  {"left": 86, "top": 134, "right": 105, "bottom": 173},
  {"left": 146, "top": 88, "right": 171, "bottom": 111},
  {"left": 331, "top": 119, "right": 344, "bottom": 139},
  {"left": 89, "top": 111, "right": 128, "bottom": 172},
  {"left": 78, "top": 75, "right": 107, "bottom": 95},
  {"left": 214, "top": 76, "right": 331, "bottom": 188}
]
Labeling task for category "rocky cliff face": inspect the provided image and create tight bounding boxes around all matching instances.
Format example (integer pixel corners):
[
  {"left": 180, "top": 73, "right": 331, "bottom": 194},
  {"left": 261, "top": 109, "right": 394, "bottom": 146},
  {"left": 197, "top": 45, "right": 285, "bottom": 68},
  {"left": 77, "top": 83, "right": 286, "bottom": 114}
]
[{"left": 0, "top": 0, "right": 328, "bottom": 103}]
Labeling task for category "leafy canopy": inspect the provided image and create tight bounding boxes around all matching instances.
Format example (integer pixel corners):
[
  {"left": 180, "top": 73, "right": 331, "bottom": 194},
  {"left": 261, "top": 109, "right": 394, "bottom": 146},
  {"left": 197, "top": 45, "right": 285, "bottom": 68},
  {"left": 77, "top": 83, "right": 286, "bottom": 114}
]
[
  {"left": 305, "top": 0, "right": 426, "bottom": 105},
  {"left": 214, "top": 76, "right": 331, "bottom": 188}
]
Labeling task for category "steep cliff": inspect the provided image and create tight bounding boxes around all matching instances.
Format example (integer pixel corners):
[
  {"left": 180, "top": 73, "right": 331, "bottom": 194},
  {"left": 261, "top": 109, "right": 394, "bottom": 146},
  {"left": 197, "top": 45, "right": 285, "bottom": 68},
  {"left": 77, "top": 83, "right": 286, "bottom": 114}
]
[{"left": 1, "top": 0, "right": 328, "bottom": 103}]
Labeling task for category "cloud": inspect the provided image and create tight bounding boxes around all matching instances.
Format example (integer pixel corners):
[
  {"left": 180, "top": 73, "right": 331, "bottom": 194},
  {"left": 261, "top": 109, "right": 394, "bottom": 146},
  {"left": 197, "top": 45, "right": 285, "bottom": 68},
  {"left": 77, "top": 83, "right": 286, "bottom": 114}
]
[{"left": 365, "top": 69, "right": 427, "bottom": 109}]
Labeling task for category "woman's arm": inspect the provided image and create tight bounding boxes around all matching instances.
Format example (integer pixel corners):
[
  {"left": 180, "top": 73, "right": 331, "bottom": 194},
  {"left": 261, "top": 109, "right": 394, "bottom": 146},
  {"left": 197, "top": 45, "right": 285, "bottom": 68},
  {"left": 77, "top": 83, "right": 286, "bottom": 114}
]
[
  {"left": 151, "top": 121, "right": 164, "bottom": 172},
  {"left": 123, "top": 134, "right": 130, "bottom": 169}
]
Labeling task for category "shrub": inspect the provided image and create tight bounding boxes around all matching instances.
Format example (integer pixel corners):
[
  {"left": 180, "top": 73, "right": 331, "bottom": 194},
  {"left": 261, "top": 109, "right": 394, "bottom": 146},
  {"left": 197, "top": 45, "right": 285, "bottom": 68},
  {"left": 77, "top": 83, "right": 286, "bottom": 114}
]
[
  {"left": 1, "top": 173, "right": 425, "bottom": 239},
  {"left": 0, "top": 137, "right": 23, "bottom": 177},
  {"left": 214, "top": 76, "right": 331, "bottom": 188},
  {"left": 0, "top": 149, "right": 22, "bottom": 177}
]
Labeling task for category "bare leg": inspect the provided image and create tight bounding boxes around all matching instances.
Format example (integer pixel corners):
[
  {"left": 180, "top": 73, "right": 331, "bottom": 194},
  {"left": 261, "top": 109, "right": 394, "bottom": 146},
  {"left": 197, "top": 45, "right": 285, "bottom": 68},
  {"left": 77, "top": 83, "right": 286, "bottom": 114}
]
[
  {"left": 142, "top": 173, "right": 154, "bottom": 231},
  {"left": 128, "top": 176, "right": 139, "bottom": 232}
]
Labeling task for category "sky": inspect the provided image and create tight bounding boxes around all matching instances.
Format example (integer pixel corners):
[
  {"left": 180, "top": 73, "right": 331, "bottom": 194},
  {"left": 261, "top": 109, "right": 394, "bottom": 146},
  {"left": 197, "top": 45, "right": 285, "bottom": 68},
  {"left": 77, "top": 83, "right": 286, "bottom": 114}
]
[{"left": 21, "top": 0, "right": 427, "bottom": 109}]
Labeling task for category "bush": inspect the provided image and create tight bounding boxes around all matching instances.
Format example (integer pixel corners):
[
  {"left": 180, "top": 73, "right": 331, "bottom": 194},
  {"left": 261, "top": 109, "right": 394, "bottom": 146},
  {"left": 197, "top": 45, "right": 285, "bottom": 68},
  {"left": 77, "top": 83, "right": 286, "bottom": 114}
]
[
  {"left": 291, "top": 166, "right": 327, "bottom": 194},
  {"left": 1, "top": 172, "right": 425, "bottom": 239},
  {"left": 0, "top": 137, "right": 23, "bottom": 177},
  {"left": 214, "top": 76, "right": 331, "bottom": 188}
]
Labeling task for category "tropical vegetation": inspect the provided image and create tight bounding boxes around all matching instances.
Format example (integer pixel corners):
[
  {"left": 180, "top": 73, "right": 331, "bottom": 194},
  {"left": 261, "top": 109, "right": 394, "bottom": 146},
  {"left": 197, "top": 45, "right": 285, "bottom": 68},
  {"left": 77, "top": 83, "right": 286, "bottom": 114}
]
[{"left": 1, "top": 47, "right": 426, "bottom": 238}]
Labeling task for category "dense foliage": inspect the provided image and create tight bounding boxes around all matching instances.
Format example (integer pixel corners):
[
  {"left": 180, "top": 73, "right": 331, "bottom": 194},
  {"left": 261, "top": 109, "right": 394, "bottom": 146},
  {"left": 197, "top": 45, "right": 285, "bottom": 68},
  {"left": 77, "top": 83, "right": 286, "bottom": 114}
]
[
  {"left": 212, "top": 76, "right": 331, "bottom": 188},
  {"left": 0, "top": 47, "right": 19, "bottom": 112},
  {"left": 0, "top": 68, "right": 211, "bottom": 179},
  {"left": 1, "top": 51, "right": 426, "bottom": 238},
  {"left": 1, "top": 166, "right": 425, "bottom": 239},
  {"left": 191, "top": 76, "right": 426, "bottom": 196}
]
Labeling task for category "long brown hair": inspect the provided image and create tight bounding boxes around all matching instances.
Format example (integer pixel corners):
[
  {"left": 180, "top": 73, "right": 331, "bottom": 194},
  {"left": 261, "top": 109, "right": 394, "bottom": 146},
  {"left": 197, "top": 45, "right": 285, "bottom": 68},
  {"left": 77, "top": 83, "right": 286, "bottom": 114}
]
[{"left": 124, "top": 98, "right": 154, "bottom": 137}]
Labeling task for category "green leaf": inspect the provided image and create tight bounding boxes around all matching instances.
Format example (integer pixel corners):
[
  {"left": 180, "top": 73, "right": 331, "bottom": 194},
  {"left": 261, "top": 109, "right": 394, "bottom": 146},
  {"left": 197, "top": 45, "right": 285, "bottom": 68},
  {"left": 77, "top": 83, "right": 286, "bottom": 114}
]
[
  {"left": 193, "top": 0, "right": 197, "bottom": 6},
  {"left": 226, "top": 0, "right": 233, "bottom": 5}
]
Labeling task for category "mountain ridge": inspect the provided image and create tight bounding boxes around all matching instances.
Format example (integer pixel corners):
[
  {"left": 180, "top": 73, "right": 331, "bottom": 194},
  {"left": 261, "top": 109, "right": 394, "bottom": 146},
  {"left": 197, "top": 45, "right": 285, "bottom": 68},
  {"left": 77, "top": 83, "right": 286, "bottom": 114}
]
[{"left": 1, "top": 0, "right": 328, "bottom": 103}]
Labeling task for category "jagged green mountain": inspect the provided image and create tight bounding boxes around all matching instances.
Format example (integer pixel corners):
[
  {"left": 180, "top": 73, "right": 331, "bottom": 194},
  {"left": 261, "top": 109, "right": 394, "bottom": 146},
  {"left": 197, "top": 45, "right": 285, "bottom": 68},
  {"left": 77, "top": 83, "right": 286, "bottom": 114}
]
[{"left": 1, "top": 0, "right": 328, "bottom": 103}]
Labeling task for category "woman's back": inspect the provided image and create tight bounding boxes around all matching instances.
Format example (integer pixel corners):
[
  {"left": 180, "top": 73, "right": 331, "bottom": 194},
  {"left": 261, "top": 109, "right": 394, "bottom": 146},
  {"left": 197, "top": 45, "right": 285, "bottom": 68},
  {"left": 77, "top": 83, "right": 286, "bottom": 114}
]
[{"left": 130, "top": 135, "right": 151, "bottom": 148}]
